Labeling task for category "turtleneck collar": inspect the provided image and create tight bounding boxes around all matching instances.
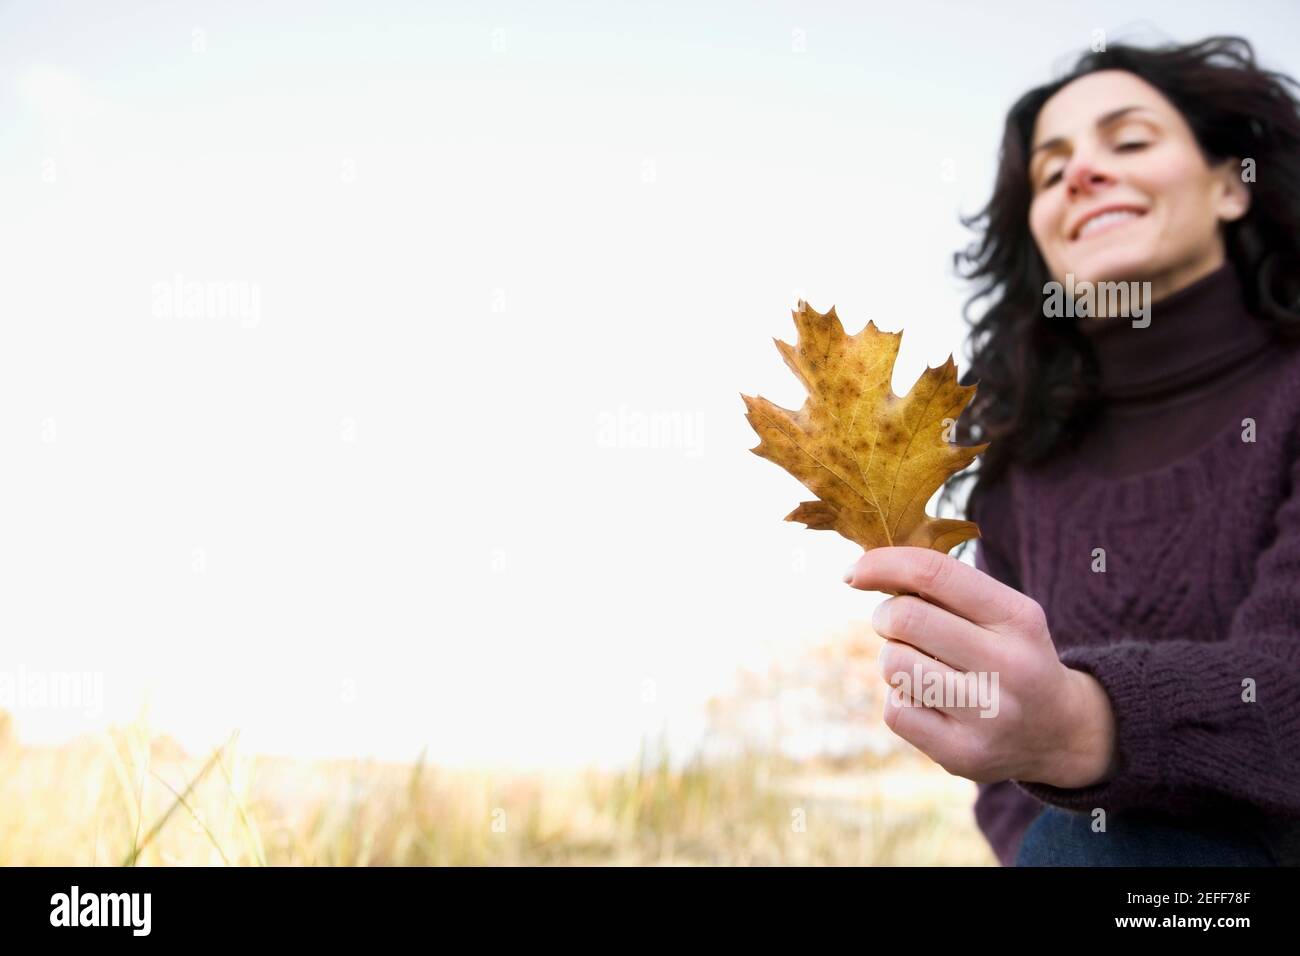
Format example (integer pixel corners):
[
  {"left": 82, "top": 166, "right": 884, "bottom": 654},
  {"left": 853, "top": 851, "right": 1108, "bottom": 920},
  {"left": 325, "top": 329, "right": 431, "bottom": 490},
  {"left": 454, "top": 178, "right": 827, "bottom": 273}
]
[{"left": 1075, "top": 262, "right": 1275, "bottom": 402}]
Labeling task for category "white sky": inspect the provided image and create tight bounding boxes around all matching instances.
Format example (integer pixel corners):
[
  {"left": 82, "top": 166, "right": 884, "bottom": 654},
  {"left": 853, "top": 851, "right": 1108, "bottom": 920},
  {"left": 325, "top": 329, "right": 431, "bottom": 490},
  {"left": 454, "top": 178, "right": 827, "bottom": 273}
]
[{"left": 1, "top": 0, "right": 1296, "bottom": 770}]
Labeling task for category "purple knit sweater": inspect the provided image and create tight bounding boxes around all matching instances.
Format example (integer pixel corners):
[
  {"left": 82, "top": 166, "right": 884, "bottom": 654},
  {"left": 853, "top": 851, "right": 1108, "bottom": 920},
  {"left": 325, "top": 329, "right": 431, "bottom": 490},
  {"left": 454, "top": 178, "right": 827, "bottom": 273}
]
[{"left": 970, "top": 263, "right": 1300, "bottom": 866}]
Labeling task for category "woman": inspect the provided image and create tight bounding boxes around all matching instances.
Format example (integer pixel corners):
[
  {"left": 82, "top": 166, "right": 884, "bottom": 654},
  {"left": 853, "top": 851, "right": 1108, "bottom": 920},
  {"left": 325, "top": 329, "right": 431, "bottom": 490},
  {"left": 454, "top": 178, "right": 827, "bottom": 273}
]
[{"left": 843, "top": 35, "right": 1300, "bottom": 866}]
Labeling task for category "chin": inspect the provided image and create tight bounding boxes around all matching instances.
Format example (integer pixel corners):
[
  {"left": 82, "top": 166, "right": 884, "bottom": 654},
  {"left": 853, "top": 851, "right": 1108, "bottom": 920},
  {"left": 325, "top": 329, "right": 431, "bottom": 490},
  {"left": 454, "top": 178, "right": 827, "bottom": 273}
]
[{"left": 1059, "top": 252, "right": 1152, "bottom": 286}]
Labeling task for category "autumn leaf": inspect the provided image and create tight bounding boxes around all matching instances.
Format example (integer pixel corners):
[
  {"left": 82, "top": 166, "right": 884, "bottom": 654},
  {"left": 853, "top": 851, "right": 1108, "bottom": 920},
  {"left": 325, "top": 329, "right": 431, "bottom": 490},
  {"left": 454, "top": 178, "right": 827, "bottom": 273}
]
[{"left": 741, "top": 300, "right": 988, "bottom": 556}]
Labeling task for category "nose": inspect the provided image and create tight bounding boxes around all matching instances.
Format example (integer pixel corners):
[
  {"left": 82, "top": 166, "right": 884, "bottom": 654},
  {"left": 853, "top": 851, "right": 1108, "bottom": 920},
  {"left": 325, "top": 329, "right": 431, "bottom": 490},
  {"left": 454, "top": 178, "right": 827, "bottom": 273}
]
[{"left": 1065, "top": 155, "right": 1112, "bottom": 197}]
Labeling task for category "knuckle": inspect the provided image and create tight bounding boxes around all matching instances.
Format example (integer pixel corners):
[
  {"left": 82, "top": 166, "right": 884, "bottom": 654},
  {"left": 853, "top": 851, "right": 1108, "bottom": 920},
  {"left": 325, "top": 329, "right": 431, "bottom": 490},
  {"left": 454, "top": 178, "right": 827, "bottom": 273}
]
[
  {"left": 996, "top": 693, "right": 1024, "bottom": 726},
  {"left": 1013, "top": 597, "right": 1048, "bottom": 634},
  {"left": 891, "top": 597, "right": 919, "bottom": 636},
  {"left": 915, "top": 550, "right": 952, "bottom": 592},
  {"left": 877, "top": 641, "right": 902, "bottom": 681}
]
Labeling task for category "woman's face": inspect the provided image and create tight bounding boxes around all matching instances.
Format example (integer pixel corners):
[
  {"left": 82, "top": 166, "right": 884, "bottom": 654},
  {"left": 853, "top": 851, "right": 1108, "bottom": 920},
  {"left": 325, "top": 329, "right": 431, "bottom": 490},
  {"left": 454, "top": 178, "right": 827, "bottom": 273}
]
[{"left": 1027, "top": 69, "right": 1250, "bottom": 303}]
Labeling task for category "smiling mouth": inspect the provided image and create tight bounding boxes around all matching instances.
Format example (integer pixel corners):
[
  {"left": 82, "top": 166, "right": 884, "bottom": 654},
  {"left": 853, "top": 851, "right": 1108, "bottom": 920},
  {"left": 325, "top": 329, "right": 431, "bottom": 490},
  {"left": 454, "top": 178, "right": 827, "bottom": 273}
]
[{"left": 1072, "top": 209, "right": 1147, "bottom": 242}]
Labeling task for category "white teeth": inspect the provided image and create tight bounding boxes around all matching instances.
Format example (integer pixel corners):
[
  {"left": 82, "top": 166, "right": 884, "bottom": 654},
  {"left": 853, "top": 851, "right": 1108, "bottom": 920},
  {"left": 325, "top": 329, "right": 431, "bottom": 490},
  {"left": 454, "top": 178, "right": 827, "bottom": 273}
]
[{"left": 1077, "top": 209, "right": 1142, "bottom": 239}]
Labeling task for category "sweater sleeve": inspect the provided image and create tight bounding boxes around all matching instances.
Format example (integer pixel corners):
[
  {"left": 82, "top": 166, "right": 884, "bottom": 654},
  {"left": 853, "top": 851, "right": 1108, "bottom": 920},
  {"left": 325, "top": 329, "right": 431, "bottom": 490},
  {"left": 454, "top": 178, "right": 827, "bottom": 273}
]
[{"left": 1013, "top": 437, "right": 1300, "bottom": 819}]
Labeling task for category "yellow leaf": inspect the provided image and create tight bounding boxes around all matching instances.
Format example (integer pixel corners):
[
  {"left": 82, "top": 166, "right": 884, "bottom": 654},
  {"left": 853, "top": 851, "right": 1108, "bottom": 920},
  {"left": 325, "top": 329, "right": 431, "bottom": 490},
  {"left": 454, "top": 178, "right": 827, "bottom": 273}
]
[{"left": 741, "top": 301, "right": 988, "bottom": 555}]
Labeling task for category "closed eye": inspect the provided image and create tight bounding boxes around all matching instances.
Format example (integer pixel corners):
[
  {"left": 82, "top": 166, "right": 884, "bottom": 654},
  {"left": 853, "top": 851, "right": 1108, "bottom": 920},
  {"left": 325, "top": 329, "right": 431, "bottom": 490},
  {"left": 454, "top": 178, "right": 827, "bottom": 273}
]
[{"left": 1039, "top": 142, "right": 1149, "bottom": 189}]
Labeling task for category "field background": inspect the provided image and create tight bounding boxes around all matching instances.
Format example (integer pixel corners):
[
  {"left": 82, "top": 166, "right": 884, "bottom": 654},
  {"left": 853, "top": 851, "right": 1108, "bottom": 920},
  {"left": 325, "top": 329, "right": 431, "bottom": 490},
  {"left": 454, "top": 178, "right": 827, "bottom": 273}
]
[{"left": 0, "top": 623, "right": 996, "bottom": 866}]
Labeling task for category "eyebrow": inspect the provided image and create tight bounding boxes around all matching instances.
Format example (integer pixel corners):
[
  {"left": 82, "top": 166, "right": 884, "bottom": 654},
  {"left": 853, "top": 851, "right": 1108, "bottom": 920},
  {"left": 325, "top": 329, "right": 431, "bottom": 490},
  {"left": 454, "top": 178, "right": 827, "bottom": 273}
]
[{"left": 1030, "top": 105, "right": 1157, "bottom": 160}]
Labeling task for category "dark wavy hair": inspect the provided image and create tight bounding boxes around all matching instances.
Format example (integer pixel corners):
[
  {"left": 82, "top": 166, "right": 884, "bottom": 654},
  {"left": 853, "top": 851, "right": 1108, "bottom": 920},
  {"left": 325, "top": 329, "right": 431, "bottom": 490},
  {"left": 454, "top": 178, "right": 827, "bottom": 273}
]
[{"left": 939, "top": 34, "right": 1300, "bottom": 541}]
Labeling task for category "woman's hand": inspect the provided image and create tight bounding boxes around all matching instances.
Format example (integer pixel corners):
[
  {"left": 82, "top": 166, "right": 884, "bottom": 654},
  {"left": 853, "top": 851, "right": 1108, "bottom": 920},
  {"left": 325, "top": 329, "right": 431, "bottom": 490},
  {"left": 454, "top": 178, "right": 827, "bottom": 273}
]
[{"left": 845, "top": 546, "right": 1120, "bottom": 788}]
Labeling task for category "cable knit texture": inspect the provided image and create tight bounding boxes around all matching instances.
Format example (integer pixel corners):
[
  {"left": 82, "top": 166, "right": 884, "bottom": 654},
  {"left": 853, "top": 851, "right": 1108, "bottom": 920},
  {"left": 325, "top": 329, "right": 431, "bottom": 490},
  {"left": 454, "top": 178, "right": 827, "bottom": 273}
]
[{"left": 970, "top": 263, "right": 1300, "bottom": 866}]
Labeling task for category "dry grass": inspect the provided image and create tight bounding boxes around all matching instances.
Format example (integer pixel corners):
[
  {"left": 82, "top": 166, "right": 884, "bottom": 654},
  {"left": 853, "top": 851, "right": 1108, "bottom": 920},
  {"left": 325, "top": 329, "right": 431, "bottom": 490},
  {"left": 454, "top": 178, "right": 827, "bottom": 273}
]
[
  {"left": 0, "top": 624, "right": 997, "bottom": 866},
  {"left": 0, "top": 720, "right": 995, "bottom": 866}
]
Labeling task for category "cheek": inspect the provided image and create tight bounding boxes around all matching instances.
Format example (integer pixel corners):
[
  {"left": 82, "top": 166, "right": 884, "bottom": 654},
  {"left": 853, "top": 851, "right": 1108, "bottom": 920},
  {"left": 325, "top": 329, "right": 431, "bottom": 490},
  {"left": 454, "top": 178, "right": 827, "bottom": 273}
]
[
  {"left": 1027, "top": 200, "right": 1056, "bottom": 250},
  {"left": 1130, "top": 156, "right": 1208, "bottom": 227},
  {"left": 1028, "top": 199, "right": 1065, "bottom": 267}
]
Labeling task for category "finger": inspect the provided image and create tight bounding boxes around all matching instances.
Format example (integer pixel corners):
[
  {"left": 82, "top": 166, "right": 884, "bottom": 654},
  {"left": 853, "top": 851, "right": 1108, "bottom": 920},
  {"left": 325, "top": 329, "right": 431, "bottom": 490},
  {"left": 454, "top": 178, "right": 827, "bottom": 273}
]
[
  {"left": 877, "top": 638, "right": 969, "bottom": 717},
  {"left": 882, "top": 683, "right": 951, "bottom": 756},
  {"left": 849, "top": 546, "right": 1030, "bottom": 630},
  {"left": 872, "top": 594, "right": 994, "bottom": 673}
]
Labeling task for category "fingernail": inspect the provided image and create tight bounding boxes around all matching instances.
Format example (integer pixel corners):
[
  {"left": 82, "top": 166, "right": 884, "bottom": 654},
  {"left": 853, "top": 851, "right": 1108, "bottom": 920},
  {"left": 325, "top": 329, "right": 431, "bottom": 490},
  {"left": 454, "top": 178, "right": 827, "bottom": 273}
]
[
  {"left": 872, "top": 600, "right": 891, "bottom": 633},
  {"left": 843, "top": 565, "right": 856, "bottom": 584}
]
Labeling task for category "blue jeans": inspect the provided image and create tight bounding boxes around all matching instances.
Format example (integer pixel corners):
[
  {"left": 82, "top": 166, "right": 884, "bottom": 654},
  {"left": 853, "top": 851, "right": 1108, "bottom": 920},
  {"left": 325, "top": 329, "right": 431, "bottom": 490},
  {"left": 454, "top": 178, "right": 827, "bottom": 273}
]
[{"left": 1016, "top": 806, "right": 1278, "bottom": 866}]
